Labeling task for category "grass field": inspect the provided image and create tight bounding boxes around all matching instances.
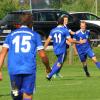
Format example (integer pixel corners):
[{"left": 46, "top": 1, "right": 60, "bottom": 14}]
[{"left": 0, "top": 47, "right": 100, "bottom": 100}]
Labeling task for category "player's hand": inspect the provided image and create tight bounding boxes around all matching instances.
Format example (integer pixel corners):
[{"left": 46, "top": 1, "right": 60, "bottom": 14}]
[
  {"left": 80, "top": 39, "right": 87, "bottom": 44},
  {"left": 0, "top": 71, "right": 3, "bottom": 81},
  {"left": 46, "top": 67, "right": 51, "bottom": 74}
]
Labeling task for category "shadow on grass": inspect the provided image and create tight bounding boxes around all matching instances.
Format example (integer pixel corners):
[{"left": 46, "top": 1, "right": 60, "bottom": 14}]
[
  {"left": 0, "top": 93, "right": 10, "bottom": 97},
  {"left": 61, "top": 76, "right": 88, "bottom": 80}
]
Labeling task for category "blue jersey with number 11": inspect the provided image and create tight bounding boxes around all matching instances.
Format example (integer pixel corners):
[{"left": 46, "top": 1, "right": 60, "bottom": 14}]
[
  {"left": 49, "top": 25, "right": 71, "bottom": 55},
  {"left": 3, "top": 26, "right": 44, "bottom": 75}
]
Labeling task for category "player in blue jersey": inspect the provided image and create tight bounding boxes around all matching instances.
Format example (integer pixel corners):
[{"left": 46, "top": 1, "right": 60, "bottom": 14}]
[
  {"left": 53, "top": 15, "right": 75, "bottom": 78},
  {"left": 44, "top": 16, "right": 86, "bottom": 80},
  {"left": 0, "top": 13, "right": 51, "bottom": 100},
  {"left": 73, "top": 21, "right": 100, "bottom": 77}
]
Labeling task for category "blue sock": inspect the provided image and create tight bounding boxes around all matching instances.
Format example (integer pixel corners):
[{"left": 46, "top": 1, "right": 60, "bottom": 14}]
[
  {"left": 96, "top": 62, "right": 100, "bottom": 68},
  {"left": 23, "top": 98, "right": 31, "bottom": 100},
  {"left": 48, "top": 64, "right": 60, "bottom": 78},
  {"left": 51, "top": 62, "right": 57, "bottom": 69},
  {"left": 56, "top": 67, "right": 62, "bottom": 74}
]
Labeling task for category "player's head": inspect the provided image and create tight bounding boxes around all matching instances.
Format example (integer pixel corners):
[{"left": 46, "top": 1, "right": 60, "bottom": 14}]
[
  {"left": 58, "top": 15, "right": 68, "bottom": 26},
  {"left": 80, "top": 21, "right": 87, "bottom": 32},
  {"left": 20, "top": 12, "right": 33, "bottom": 28}
]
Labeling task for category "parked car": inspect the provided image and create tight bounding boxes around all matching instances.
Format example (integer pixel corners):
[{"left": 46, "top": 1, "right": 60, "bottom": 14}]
[
  {"left": 0, "top": 10, "right": 100, "bottom": 46},
  {"left": 0, "top": 9, "right": 72, "bottom": 44}
]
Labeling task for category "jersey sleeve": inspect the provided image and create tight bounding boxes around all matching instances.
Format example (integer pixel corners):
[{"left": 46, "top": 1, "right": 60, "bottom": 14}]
[
  {"left": 49, "top": 30, "right": 53, "bottom": 39},
  {"left": 3, "top": 34, "right": 11, "bottom": 48},
  {"left": 65, "top": 29, "right": 71, "bottom": 39},
  {"left": 35, "top": 33, "right": 44, "bottom": 51},
  {"left": 86, "top": 30, "right": 90, "bottom": 39},
  {"left": 73, "top": 33, "right": 77, "bottom": 40}
]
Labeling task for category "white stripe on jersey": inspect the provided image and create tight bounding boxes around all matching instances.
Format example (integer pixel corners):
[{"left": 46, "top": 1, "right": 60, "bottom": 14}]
[
  {"left": 37, "top": 46, "right": 44, "bottom": 51},
  {"left": 3, "top": 43, "right": 9, "bottom": 48}
]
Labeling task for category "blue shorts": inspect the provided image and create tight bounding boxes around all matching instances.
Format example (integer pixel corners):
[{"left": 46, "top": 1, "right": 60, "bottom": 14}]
[
  {"left": 10, "top": 73, "right": 36, "bottom": 95},
  {"left": 56, "top": 53, "right": 66, "bottom": 64},
  {"left": 78, "top": 48, "right": 95, "bottom": 62}
]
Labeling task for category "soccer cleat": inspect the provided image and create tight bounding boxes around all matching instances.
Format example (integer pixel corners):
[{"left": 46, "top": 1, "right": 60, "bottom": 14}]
[
  {"left": 53, "top": 73, "right": 63, "bottom": 78},
  {"left": 86, "top": 72, "right": 90, "bottom": 77},
  {"left": 53, "top": 74, "right": 57, "bottom": 79},
  {"left": 56, "top": 73, "right": 63, "bottom": 78},
  {"left": 46, "top": 75, "right": 51, "bottom": 81}
]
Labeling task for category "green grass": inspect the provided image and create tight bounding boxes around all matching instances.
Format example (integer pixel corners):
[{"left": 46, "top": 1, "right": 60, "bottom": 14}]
[{"left": 0, "top": 47, "right": 100, "bottom": 100}]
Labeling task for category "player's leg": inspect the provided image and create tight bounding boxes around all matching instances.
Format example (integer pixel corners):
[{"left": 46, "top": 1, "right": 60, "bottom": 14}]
[
  {"left": 87, "top": 48, "right": 100, "bottom": 68},
  {"left": 79, "top": 53, "right": 90, "bottom": 77},
  {"left": 56, "top": 53, "right": 66, "bottom": 73},
  {"left": 82, "top": 61, "right": 90, "bottom": 77},
  {"left": 92, "top": 56, "right": 100, "bottom": 68},
  {"left": 23, "top": 93, "right": 32, "bottom": 100},
  {"left": 10, "top": 74, "right": 23, "bottom": 100},
  {"left": 22, "top": 73, "right": 36, "bottom": 100},
  {"left": 91, "top": 56, "right": 100, "bottom": 68},
  {"left": 55, "top": 53, "right": 66, "bottom": 78},
  {"left": 47, "top": 54, "right": 64, "bottom": 80}
]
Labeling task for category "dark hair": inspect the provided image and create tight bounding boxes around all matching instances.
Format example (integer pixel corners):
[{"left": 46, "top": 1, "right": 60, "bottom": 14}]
[
  {"left": 57, "top": 15, "right": 68, "bottom": 25},
  {"left": 80, "top": 20, "right": 87, "bottom": 25},
  {"left": 20, "top": 12, "right": 33, "bottom": 26}
]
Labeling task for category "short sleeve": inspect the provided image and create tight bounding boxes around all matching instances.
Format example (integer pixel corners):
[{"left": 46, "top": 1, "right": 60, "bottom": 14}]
[
  {"left": 49, "top": 30, "right": 53, "bottom": 39},
  {"left": 68, "top": 29, "right": 71, "bottom": 33},
  {"left": 86, "top": 30, "right": 90, "bottom": 39},
  {"left": 3, "top": 34, "right": 10, "bottom": 48},
  {"left": 65, "top": 29, "right": 71, "bottom": 39},
  {"left": 35, "top": 33, "right": 44, "bottom": 51},
  {"left": 73, "top": 33, "right": 77, "bottom": 40}
]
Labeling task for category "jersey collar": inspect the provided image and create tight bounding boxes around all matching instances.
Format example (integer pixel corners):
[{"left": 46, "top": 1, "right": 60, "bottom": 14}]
[
  {"left": 20, "top": 25, "right": 28, "bottom": 28},
  {"left": 57, "top": 25, "right": 63, "bottom": 27},
  {"left": 80, "top": 29, "right": 86, "bottom": 34}
]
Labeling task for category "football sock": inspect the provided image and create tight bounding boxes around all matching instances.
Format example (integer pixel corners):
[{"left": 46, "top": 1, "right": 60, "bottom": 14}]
[
  {"left": 48, "top": 64, "right": 61, "bottom": 78},
  {"left": 23, "top": 98, "right": 31, "bottom": 100},
  {"left": 56, "top": 67, "right": 62, "bottom": 74},
  {"left": 51, "top": 62, "right": 57, "bottom": 69},
  {"left": 83, "top": 65, "right": 90, "bottom": 77},
  {"left": 95, "top": 62, "right": 100, "bottom": 68},
  {"left": 23, "top": 98, "right": 32, "bottom": 100}
]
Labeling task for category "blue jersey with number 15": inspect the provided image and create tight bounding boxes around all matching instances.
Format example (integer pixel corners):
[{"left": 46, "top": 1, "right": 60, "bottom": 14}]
[
  {"left": 49, "top": 25, "right": 71, "bottom": 55},
  {"left": 3, "top": 26, "right": 44, "bottom": 75}
]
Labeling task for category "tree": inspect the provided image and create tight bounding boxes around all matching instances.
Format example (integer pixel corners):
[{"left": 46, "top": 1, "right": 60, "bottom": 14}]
[{"left": 0, "top": 0, "right": 29, "bottom": 19}]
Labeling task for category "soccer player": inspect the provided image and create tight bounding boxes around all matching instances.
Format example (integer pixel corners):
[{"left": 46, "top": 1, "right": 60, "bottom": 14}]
[
  {"left": 0, "top": 13, "right": 51, "bottom": 100},
  {"left": 53, "top": 15, "right": 75, "bottom": 78},
  {"left": 44, "top": 15, "right": 86, "bottom": 80},
  {"left": 73, "top": 21, "right": 100, "bottom": 77}
]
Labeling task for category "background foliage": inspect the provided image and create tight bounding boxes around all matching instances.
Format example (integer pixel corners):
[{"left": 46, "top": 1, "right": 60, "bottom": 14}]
[{"left": 0, "top": 0, "right": 100, "bottom": 19}]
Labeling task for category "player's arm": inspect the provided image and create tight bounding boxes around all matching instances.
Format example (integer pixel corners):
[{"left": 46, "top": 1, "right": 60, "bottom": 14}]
[
  {"left": 38, "top": 49, "right": 51, "bottom": 73},
  {"left": 67, "top": 38, "right": 86, "bottom": 44},
  {"left": 0, "top": 47, "right": 8, "bottom": 80},
  {"left": 65, "top": 29, "right": 85, "bottom": 44},
  {"left": 44, "top": 37, "right": 51, "bottom": 50},
  {"left": 36, "top": 33, "right": 51, "bottom": 73},
  {"left": 69, "top": 29, "right": 75, "bottom": 35}
]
